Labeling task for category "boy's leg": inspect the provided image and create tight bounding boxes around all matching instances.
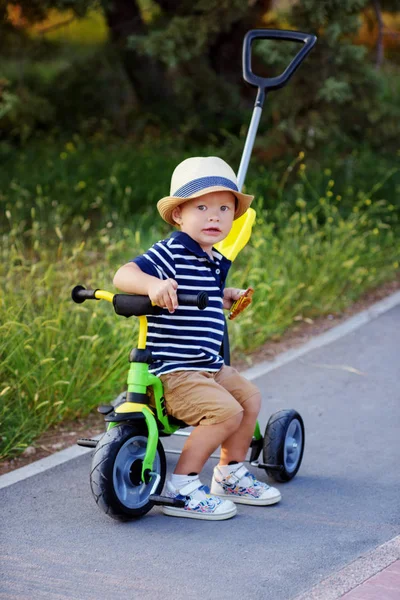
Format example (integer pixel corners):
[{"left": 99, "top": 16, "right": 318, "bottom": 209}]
[
  {"left": 219, "top": 393, "right": 261, "bottom": 465},
  {"left": 210, "top": 367, "right": 281, "bottom": 506},
  {"left": 160, "top": 371, "right": 244, "bottom": 520},
  {"left": 162, "top": 411, "right": 242, "bottom": 521},
  {"left": 160, "top": 369, "right": 245, "bottom": 475},
  {"left": 174, "top": 411, "right": 243, "bottom": 474}
]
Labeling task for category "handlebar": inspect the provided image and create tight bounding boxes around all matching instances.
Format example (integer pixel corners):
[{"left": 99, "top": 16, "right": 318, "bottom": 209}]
[
  {"left": 242, "top": 29, "right": 317, "bottom": 106},
  {"left": 71, "top": 285, "right": 208, "bottom": 318}
]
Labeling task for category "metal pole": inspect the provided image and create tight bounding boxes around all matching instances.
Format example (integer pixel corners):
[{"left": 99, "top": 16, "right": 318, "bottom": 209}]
[{"left": 236, "top": 105, "right": 263, "bottom": 192}]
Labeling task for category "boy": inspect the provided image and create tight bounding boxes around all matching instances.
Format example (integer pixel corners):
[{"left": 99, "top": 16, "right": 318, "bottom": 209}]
[{"left": 113, "top": 156, "right": 281, "bottom": 520}]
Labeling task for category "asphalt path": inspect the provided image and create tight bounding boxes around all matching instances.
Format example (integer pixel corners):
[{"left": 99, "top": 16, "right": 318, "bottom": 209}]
[{"left": 1, "top": 305, "right": 399, "bottom": 600}]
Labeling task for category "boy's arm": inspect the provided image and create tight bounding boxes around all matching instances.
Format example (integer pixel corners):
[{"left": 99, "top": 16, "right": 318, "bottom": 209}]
[{"left": 113, "top": 262, "right": 178, "bottom": 313}]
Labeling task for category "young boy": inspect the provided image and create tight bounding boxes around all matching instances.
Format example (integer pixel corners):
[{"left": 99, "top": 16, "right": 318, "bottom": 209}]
[{"left": 113, "top": 156, "right": 281, "bottom": 520}]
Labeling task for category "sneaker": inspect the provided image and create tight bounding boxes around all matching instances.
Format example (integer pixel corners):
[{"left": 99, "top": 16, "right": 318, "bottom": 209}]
[
  {"left": 162, "top": 478, "right": 237, "bottom": 520},
  {"left": 211, "top": 464, "right": 281, "bottom": 506}
]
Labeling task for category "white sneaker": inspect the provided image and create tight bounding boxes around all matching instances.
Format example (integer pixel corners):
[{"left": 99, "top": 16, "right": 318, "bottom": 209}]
[
  {"left": 162, "top": 478, "right": 237, "bottom": 520},
  {"left": 211, "top": 464, "right": 281, "bottom": 506}
]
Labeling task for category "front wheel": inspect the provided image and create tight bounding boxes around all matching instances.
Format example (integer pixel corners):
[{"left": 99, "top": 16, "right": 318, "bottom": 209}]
[
  {"left": 263, "top": 409, "right": 305, "bottom": 483},
  {"left": 90, "top": 423, "right": 166, "bottom": 520}
]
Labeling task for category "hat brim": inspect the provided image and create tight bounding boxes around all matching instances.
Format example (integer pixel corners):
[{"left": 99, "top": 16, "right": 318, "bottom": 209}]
[{"left": 157, "top": 186, "right": 254, "bottom": 226}]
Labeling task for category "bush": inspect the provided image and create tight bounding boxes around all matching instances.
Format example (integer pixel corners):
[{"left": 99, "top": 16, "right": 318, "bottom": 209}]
[{"left": 0, "top": 40, "right": 137, "bottom": 141}]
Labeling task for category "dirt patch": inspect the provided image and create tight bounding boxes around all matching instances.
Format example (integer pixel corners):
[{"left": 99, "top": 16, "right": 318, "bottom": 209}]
[{"left": 1, "top": 276, "right": 399, "bottom": 477}]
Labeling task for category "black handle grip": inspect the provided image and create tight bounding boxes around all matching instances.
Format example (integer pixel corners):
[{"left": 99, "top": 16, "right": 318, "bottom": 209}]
[
  {"left": 178, "top": 292, "right": 208, "bottom": 310},
  {"left": 71, "top": 285, "right": 99, "bottom": 303},
  {"left": 113, "top": 291, "right": 208, "bottom": 318},
  {"left": 243, "top": 29, "right": 317, "bottom": 94}
]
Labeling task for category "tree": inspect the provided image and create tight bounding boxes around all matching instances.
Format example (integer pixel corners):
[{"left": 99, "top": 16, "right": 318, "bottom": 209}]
[
  {"left": 368, "top": 0, "right": 400, "bottom": 68},
  {"left": 251, "top": 0, "right": 388, "bottom": 151},
  {"left": 1, "top": 0, "right": 272, "bottom": 127}
]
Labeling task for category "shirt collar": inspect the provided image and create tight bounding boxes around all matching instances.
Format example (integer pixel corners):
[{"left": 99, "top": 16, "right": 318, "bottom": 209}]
[{"left": 169, "top": 230, "right": 231, "bottom": 267}]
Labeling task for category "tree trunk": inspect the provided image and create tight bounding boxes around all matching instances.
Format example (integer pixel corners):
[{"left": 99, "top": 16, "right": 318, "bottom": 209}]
[
  {"left": 372, "top": 0, "right": 384, "bottom": 69},
  {"left": 101, "top": 0, "right": 172, "bottom": 112}
]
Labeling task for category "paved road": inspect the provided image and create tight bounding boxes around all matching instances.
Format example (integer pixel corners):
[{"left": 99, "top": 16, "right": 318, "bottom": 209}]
[{"left": 1, "top": 305, "right": 399, "bottom": 600}]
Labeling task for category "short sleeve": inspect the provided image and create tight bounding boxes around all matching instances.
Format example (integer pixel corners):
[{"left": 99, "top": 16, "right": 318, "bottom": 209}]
[{"left": 131, "top": 241, "right": 175, "bottom": 280}]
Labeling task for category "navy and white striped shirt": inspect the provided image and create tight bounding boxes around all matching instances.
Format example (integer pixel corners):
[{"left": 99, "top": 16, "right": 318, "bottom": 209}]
[{"left": 132, "top": 231, "right": 231, "bottom": 376}]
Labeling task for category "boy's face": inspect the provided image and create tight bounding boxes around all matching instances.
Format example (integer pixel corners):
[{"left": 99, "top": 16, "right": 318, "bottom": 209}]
[{"left": 172, "top": 191, "right": 236, "bottom": 256}]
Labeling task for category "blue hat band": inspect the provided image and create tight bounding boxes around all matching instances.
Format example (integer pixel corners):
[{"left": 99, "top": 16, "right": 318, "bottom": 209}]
[{"left": 173, "top": 176, "right": 238, "bottom": 198}]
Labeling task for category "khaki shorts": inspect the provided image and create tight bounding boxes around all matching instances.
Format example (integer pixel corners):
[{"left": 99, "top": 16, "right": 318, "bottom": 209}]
[{"left": 159, "top": 365, "right": 260, "bottom": 426}]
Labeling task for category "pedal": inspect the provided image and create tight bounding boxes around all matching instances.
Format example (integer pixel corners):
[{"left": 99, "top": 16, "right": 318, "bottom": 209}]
[
  {"left": 77, "top": 438, "right": 98, "bottom": 448},
  {"left": 149, "top": 494, "right": 185, "bottom": 508},
  {"left": 251, "top": 461, "right": 283, "bottom": 471}
]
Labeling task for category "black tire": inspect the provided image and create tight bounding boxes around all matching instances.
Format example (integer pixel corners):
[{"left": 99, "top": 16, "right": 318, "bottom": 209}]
[
  {"left": 263, "top": 409, "right": 305, "bottom": 483},
  {"left": 90, "top": 423, "right": 166, "bottom": 520}
]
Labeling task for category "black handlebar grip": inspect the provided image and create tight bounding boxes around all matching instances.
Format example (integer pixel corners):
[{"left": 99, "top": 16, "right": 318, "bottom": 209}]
[
  {"left": 113, "top": 294, "right": 157, "bottom": 317},
  {"left": 113, "top": 292, "right": 209, "bottom": 318},
  {"left": 71, "top": 285, "right": 99, "bottom": 304},
  {"left": 243, "top": 29, "right": 317, "bottom": 93},
  {"left": 178, "top": 292, "right": 208, "bottom": 310}
]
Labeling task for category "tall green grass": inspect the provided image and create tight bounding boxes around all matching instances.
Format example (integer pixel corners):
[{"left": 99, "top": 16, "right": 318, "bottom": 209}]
[
  {"left": 229, "top": 192, "right": 399, "bottom": 354},
  {"left": 0, "top": 217, "right": 159, "bottom": 459},
  {"left": 0, "top": 143, "right": 399, "bottom": 459}
]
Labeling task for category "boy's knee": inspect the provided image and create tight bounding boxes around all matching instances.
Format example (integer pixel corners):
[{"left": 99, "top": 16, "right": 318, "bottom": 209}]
[
  {"left": 243, "top": 393, "right": 261, "bottom": 416},
  {"left": 224, "top": 410, "right": 243, "bottom": 433}
]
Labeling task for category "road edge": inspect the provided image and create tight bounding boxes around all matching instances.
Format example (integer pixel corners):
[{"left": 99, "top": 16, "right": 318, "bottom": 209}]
[{"left": 293, "top": 535, "right": 400, "bottom": 600}]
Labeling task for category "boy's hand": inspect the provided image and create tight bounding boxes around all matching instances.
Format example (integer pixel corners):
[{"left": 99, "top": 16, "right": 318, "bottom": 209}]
[
  {"left": 223, "top": 287, "right": 245, "bottom": 310},
  {"left": 225, "top": 287, "right": 254, "bottom": 320},
  {"left": 148, "top": 278, "right": 178, "bottom": 313}
]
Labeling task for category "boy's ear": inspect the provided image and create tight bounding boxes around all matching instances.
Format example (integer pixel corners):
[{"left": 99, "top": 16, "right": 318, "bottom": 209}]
[{"left": 172, "top": 206, "right": 182, "bottom": 224}]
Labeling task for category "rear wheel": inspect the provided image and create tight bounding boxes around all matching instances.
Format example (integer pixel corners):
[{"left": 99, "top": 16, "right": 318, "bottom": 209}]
[
  {"left": 90, "top": 423, "right": 166, "bottom": 520},
  {"left": 263, "top": 410, "right": 305, "bottom": 482}
]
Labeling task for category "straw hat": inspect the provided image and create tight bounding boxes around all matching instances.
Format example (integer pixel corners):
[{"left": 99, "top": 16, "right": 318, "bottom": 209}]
[{"left": 157, "top": 156, "right": 254, "bottom": 226}]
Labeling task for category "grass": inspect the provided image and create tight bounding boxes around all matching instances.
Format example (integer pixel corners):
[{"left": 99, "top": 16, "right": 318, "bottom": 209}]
[{"left": 0, "top": 139, "right": 399, "bottom": 460}]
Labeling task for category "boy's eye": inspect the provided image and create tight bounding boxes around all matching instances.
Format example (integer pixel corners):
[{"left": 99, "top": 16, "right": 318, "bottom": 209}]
[
  {"left": 221, "top": 205, "right": 230, "bottom": 212},
  {"left": 197, "top": 205, "right": 207, "bottom": 211}
]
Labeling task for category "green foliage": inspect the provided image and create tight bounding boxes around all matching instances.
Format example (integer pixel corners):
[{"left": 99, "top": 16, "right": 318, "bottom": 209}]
[
  {"left": 0, "top": 136, "right": 187, "bottom": 238},
  {"left": 0, "top": 78, "right": 56, "bottom": 143},
  {"left": 1, "top": 136, "right": 399, "bottom": 242},
  {"left": 316, "top": 77, "right": 353, "bottom": 104},
  {"left": 0, "top": 43, "right": 138, "bottom": 141},
  {"left": 229, "top": 193, "right": 399, "bottom": 354},
  {"left": 1, "top": 0, "right": 400, "bottom": 149},
  {"left": 251, "top": 0, "right": 399, "bottom": 151},
  {"left": 126, "top": 0, "right": 254, "bottom": 133},
  {"left": 0, "top": 234, "right": 139, "bottom": 459},
  {"left": 130, "top": 0, "right": 247, "bottom": 67}
]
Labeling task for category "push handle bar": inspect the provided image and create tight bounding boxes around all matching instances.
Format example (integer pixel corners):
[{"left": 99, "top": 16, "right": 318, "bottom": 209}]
[
  {"left": 71, "top": 285, "right": 208, "bottom": 318},
  {"left": 243, "top": 29, "right": 317, "bottom": 105},
  {"left": 236, "top": 28, "right": 317, "bottom": 191}
]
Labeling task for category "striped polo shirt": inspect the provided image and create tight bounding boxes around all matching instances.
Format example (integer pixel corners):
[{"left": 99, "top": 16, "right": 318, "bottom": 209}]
[{"left": 132, "top": 230, "right": 231, "bottom": 376}]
